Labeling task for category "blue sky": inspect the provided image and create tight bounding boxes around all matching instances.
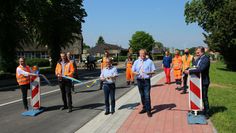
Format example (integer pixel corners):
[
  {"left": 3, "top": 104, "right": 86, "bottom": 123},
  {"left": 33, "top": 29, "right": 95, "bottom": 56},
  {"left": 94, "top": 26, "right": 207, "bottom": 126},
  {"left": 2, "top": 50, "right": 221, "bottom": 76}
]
[{"left": 82, "top": 0, "right": 206, "bottom": 49}]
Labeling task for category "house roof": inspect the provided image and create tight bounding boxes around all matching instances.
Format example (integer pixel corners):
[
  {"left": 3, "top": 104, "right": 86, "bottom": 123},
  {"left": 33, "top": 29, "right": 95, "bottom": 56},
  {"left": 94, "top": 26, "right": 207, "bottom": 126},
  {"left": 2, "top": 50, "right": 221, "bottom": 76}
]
[{"left": 89, "top": 43, "right": 124, "bottom": 55}]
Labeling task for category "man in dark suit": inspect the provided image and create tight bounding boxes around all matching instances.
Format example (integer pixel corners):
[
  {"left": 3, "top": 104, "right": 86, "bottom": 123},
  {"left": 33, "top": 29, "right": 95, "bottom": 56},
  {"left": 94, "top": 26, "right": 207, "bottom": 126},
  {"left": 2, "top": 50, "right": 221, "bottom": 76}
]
[{"left": 185, "top": 46, "right": 210, "bottom": 119}]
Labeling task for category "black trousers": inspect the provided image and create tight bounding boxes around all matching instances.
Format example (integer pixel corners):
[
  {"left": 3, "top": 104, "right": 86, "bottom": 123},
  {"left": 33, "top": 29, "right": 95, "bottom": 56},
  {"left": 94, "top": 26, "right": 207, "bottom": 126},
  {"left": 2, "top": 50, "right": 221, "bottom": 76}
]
[
  {"left": 175, "top": 79, "right": 182, "bottom": 85},
  {"left": 202, "top": 84, "right": 210, "bottom": 114},
  {"left": 20, "top": 84, "right": 30, "bottom": 109},
  {"left": 59, "top": 79, "right": 72, "bottom": 109},
  {"left": 183, "top": 74, "right": 188, "bottom": 91},
  {"left": 100, "top": 80, "right": 104, "bottom": 89}
]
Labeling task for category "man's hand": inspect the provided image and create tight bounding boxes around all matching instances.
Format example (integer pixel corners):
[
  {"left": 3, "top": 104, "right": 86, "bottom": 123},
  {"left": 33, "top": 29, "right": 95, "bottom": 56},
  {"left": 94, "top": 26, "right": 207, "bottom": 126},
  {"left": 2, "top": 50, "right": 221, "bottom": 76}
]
[
  {"left": 100, "top": 77, "right": 105, "bottom": 81},
  {"left": 29, "top": 73, "right": 38, "bottom": 76},
  {"left": 146, "top": 72, "right": 155, "bottom": 75},
  {"left": 184, "top": 70, "right": 189, "bottom": 74},
  {"left": 57, "top": 74, "right": 62, "bottom": 80},
  {"left": 133, "top": 72, "right": 139, "bottom": 75}
]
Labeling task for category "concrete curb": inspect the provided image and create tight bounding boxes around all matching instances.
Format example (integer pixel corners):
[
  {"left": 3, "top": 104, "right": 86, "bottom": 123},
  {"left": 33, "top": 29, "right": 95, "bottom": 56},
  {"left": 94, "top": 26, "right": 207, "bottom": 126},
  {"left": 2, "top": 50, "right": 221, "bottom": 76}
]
[{"left": 75, "top": 71, "right": 165, "bottom": 133}]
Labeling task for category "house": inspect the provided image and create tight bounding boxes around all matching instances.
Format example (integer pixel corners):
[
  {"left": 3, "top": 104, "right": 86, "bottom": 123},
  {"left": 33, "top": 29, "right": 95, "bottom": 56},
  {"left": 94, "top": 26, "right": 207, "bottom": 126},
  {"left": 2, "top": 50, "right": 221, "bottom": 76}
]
[
  {"left": 16, "top": 45, "right": 49, "bottom": 59},
  {"left": 16, "top": 34, "right": 83, "bottom": 60},
  {"left": 88, "top": 43, "right": 124, "bottom": 57}
]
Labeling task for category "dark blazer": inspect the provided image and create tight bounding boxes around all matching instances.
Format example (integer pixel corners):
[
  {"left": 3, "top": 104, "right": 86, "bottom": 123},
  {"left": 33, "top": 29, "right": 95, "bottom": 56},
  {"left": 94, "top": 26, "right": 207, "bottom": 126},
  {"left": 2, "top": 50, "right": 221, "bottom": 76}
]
[{"left": 190, "top": 54, "right": 210, "bottom": 86}]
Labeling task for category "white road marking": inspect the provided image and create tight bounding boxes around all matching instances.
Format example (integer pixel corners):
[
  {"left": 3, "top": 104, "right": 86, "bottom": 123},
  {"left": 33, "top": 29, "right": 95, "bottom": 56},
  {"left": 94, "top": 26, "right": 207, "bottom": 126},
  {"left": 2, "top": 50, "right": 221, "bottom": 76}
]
[{"left": 0, "top": 78, "right": 99, "bottom": 107}]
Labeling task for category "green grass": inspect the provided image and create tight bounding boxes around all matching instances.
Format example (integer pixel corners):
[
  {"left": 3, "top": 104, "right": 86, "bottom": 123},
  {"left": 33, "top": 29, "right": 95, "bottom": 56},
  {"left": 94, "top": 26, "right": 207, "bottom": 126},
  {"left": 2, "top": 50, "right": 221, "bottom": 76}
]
[{"left": 209, "top": 61, "right": 236, "bottom": 133}]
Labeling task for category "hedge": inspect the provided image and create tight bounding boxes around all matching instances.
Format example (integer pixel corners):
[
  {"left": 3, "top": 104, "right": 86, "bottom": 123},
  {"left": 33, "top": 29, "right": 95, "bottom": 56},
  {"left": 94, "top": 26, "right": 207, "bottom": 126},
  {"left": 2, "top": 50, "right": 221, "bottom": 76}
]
[{"left": 152, "top": 55, "right": 164, "bottom": 60}]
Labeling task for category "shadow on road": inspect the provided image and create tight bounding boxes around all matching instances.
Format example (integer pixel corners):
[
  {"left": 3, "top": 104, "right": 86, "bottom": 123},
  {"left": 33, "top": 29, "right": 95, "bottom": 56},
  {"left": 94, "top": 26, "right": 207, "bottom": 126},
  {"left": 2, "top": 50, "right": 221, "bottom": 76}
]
[
  {"left": 0, "top": 88, "right": 17, "bottom": 92},
  {"left": 209, "top": 106, "right": 227, "bottom": 116},
  {"left": 44, "top": 105, "right": 63, "bottom": 112},
  {"left": 76, "top": 89, "right": 100, "bottom": 93},
  {"left": 118, "top": 102, "right": 140, "bottom": 110},
  {"left": 73, "top": 103, "right": 105, "bottom": 111},
  {"left": 116, "top": 86, "right": 128, "bottom": 90},
  {"left": 152, "top": 103, "right": 176, "bottom": 114},
  {"left": 151, "top": 84, "right": 164, "bottom": 87}
]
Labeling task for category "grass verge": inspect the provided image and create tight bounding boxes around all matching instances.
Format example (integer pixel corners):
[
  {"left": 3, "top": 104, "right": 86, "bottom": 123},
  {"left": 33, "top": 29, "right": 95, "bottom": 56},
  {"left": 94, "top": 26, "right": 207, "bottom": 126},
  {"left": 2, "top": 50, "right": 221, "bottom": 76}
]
[{"left": 209, "top": 61, "right": 236, "bottom": 133}]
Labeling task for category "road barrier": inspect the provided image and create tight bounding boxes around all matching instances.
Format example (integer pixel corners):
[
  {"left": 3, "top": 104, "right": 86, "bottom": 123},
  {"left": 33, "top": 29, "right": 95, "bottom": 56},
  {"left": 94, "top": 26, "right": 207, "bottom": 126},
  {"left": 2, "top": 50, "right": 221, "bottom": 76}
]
[{"left": 187, "top": 69, "right": 207, "bottom": 124}]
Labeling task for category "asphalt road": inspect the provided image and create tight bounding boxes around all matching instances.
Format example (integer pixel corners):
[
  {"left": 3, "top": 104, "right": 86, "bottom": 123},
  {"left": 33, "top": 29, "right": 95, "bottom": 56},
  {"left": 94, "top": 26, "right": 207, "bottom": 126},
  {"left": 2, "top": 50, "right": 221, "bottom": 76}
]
[{"left": 0, "top": 62, "right": 162, "bottom": 133}]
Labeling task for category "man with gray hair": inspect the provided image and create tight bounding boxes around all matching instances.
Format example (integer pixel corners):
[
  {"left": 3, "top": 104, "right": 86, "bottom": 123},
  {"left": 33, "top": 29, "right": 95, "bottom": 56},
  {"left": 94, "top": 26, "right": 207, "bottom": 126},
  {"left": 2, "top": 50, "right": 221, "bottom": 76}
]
[{"left": 132, "top": 49, "right": 156, "bottom": 117}]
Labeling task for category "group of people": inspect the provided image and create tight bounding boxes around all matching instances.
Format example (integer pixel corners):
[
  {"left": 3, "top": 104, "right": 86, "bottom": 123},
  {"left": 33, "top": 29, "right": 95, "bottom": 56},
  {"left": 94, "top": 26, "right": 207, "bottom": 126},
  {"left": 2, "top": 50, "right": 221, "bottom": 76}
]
[
  {"left": 162, "top": 48, "right": 194, "bottom": 94},
  {"left": 16, "top": 46, "right": 210, "bottom": 118},
  {"left": 99, "top": 49, "right": 156, "bottom": 117},
  {"left": 162, "top": 46, "right": 210, "bottom": 118},
  {"left": 16, "top": 52, "right": 77, "bottom": 113}
]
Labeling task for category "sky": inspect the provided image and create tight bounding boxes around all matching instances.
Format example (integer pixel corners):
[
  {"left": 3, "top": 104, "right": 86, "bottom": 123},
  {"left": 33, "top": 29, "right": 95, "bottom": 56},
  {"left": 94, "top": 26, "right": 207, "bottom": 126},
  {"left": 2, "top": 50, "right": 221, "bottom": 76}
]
[{"left": 82, "top": 0, "right": 206, "bottom": 49}]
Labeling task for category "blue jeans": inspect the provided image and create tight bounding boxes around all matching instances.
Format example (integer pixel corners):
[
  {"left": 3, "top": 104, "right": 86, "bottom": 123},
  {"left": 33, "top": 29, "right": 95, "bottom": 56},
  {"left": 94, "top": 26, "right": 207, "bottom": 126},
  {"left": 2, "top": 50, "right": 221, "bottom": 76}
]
[
  {"left": 103, "top": 83, "right": 116, "bottom": 112},
  {"left": 137, "top": 79, "right": 151, "bottom": 112}
]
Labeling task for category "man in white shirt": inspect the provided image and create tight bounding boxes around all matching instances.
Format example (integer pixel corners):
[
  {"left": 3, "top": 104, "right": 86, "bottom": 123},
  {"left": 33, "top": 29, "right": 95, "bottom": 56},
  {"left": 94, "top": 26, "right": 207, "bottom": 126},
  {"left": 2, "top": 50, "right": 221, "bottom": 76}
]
[
  {"left": 16, "top": 57, "right": 38, "bottom": 110},
  {"left": 100, "top": 58, "right": 118, "bottom": 115}
]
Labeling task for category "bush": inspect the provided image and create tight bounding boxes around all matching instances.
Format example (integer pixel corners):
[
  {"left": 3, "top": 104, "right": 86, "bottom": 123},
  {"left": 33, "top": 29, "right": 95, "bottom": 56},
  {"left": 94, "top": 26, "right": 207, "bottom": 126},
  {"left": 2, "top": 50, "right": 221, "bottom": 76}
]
[
  {"left": 117, "top": 56, "right": 127, "bottom": 61},
  {"left": 26, "top": 58, "right": 50, "bottom": 67},
  {"left": 95, "top": 57, "right": 102, "bottom": 61}
]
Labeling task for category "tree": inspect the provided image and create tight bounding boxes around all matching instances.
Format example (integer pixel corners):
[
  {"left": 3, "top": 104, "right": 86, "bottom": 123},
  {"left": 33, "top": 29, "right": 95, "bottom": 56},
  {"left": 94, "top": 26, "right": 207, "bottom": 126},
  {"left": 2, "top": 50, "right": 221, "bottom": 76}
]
[
  {"left": 0, "top": 0, "right": 87, "bottom": 72},
  {"left": 83, "top": 43, "right": 90, "bottom": 49},
  {"left": 26, "top": 0, "right": 87, "bottom": 69},
  {"left": 96, "top": 36, "right": 105, "bottom": 45},
  {"left": 154, "top": 41, "right": 164, "bottom": 49},
  {"left": 129, "top": 31, "right": 155, "bottom": 53},
  {"left": 189, "top": 47, "right": 197, "bottom": 55},
  {"left": 185, "top": 0, "right": 236, "bottom": 70},
  {"left": 0, "top": 0, "right": 27, "bottom": 72}
]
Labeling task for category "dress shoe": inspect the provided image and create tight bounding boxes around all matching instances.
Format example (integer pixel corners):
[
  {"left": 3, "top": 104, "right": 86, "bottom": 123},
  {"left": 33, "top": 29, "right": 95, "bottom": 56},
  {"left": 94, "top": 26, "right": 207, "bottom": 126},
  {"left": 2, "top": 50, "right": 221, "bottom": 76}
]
[
  {"left": 24, "top": 106, "right": 29, "bottom": 111},
  {"left": 67, "top": 108, "right": 72, "bottom": 113},
  {"left": 180, "top": 91, "right": 187, "bottom": 94},
  {"left": 60, "top": 106, "right": 68, "bottom": 110},
  {"left": 111, "top": 111, "right": 115, "bottom": 114},
  {"left": 139, "top": 109, "right": 146, "bottom": 114},
  {"left": 176, "top": 87, "right": 182, "bottom": 91},
  {"left": 147, "top": 112, "right": 152, "bottom": 117},
  {"left": 104, "top": 111, "right": 110, "bottom": 115},
  {"left": 205, "top": 114, "right": 210, "bottom": 119}
]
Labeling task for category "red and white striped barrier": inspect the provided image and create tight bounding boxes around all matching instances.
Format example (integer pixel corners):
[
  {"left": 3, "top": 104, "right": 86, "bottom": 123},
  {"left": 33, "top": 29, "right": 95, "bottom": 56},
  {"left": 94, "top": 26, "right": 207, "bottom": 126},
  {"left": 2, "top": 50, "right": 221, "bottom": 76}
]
[
  {"left": 189, "top": 72, "right": 203, "bottom": 113},
  {"left": 30, "top": 76, "right": 41, "bottom": 110}
]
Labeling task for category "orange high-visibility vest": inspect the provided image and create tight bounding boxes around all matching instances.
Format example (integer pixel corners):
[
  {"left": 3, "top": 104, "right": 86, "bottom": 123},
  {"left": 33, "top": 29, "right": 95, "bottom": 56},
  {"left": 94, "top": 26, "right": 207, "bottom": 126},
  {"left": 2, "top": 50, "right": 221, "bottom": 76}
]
[
  {"left": 182, "top": 54, "right": 193, "bottom": 71},
  {"left": 55, "top": 61, "right": 74, "bottom": 77},
  {"left": 16, "top": 65, "right": 31, "bottom": 85},
  {"left": 172, "top": 55, "right": 182, "bottom": 70},
  {"left": 101, "top": 57, "right": 108, "bottom": 70}
]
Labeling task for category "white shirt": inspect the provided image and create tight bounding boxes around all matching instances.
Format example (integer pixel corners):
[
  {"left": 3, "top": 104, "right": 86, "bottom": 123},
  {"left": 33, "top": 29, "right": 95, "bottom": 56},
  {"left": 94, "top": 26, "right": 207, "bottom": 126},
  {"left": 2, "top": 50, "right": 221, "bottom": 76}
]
[
  {"left": 16, "top": 65, "right": 30, "bottom": 76},
  {"left": 100, "top": 66, "right": 118, "bottom": 84}
]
